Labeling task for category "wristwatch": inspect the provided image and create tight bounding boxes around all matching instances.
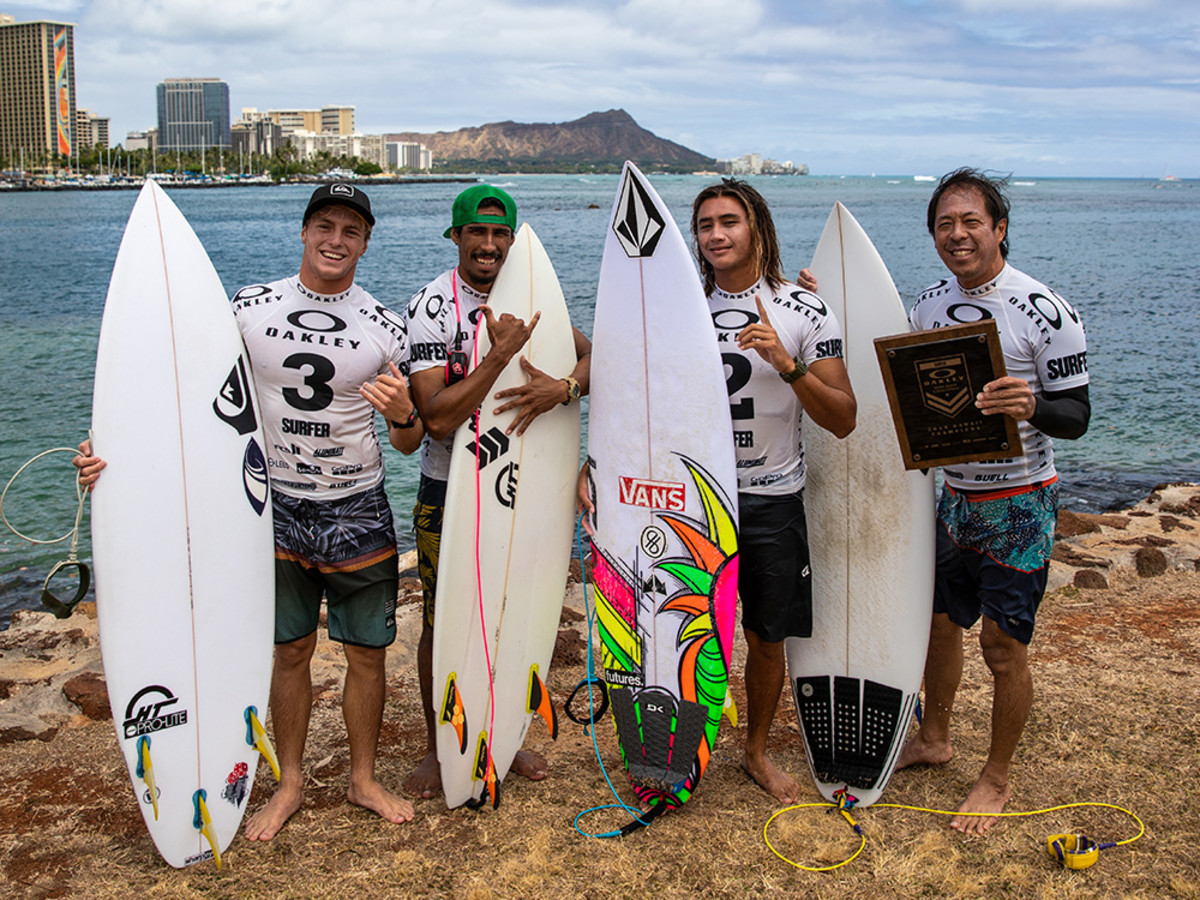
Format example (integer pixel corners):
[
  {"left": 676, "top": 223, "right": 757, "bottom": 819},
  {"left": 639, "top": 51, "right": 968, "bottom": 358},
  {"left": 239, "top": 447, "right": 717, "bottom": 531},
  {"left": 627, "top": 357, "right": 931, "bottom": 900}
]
[
  {"left": 561, "top": 376, "right": 582, "bottom": 405},
  {"left": 780, "top": 357, "right": 808, "bottom": 384},
  {"left": 390, "top": 408, "right": 418, "bottom": 429}
]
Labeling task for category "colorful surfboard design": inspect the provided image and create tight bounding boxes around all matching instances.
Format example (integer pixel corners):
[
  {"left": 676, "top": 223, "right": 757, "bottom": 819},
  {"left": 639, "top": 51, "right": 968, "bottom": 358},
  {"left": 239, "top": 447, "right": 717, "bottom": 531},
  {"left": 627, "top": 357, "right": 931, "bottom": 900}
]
[{"left": 587, "top": 162, "right": 739, "bottom": 810}]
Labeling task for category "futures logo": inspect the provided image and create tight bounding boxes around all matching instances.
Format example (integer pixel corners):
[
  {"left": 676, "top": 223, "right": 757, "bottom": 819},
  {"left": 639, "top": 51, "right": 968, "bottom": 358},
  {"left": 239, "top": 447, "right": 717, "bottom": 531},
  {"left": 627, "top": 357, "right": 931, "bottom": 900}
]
[
  {"left": 123, "top": 685, "right": 188, "bottom": 739},
  {"left": 612, "top": 168, "right": 665, "bottom": 259}
]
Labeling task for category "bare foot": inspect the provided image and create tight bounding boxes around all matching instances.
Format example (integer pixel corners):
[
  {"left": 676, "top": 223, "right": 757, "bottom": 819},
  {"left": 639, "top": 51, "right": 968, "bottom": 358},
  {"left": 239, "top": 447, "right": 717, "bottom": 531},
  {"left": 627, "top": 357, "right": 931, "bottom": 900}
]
[
  {"left": 742, "top": 752, "right": 800, "bottom": 804},
  {"left": 510, "top": 749, "right": 548, "bottom": 781},
  {"left": 347, "top": 778, "right": 414, "bottom": 824},
  {"left": 404, "top": 752, "right": 441, "bottom": 799},
  {"left": 950, "top": 772, "right": 1011, "bottom": 835},
  {"left": 244, "top": 783, "right": 302, "bottom": 841},
  {"left": 896, "top": 731, "right": 953, "bottom": 770}
]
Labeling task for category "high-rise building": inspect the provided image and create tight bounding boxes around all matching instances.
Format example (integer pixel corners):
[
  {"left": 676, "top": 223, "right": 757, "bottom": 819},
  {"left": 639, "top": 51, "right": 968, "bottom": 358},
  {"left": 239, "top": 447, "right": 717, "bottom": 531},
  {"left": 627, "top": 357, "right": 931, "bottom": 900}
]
[
  {"left": 0, "top": 15, "right": 76, "bottom": 167},
  {"left": 156, "top": 78, "right": 230, "bottom": 152},
  {"left": 269, "top": 106, "right": 356, "bottom": 136},
  {"left": 75, "top": 108, "right": 109, "bottom": 149}
]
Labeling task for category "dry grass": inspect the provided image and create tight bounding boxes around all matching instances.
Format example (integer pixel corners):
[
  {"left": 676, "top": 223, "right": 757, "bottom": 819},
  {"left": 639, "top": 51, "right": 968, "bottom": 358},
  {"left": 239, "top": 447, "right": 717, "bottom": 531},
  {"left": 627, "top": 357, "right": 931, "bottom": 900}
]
[{"left": 2, "top": 568, "right": 1198, "bottom": 899}]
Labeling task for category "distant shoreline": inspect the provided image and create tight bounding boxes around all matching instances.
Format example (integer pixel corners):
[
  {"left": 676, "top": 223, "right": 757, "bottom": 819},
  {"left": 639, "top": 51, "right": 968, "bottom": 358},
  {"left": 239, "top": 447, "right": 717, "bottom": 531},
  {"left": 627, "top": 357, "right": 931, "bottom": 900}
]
[{"left": 0, "top": 175, "right": 481, "bottom": 192}]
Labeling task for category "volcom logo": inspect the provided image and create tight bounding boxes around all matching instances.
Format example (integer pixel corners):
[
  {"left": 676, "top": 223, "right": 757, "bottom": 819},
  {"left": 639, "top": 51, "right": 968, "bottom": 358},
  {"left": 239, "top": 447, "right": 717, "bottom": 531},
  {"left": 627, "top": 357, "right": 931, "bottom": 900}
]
[
  {"left": 612, "top": 168, "right": 665, "bottom": 259},
  {"left": 123, "top": 685, "right": 188, "bottom": 739},
  {"left": 468, "top": 427, "right": 510, "bottom": 470},
  {"left": 213, "top": 356, "right": 258, "bottom": 436},
  {"left": 494, "top": 461, "right": 519, "bottom": 508}
]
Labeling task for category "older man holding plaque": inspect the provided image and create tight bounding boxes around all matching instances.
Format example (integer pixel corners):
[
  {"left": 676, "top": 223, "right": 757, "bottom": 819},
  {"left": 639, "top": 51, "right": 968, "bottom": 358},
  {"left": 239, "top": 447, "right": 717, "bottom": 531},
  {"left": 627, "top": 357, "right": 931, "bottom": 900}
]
[{"left": 896, "top": 168, "right": 1090, "bottom": 835}]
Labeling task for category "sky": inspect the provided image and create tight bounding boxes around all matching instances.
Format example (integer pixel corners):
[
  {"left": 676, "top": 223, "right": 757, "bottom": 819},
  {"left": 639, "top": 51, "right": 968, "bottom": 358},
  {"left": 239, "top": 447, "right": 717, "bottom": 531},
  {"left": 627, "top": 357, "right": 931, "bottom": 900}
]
[{"left": 8, "top": 0, "right": 1200, "bottom": 177}]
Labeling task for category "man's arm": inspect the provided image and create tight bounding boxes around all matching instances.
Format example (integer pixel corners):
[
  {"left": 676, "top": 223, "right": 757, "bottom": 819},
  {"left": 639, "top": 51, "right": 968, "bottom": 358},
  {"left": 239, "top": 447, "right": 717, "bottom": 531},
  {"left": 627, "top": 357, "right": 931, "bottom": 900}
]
[
  {"left": 738, "top": 296, "right": 856, "bottom": 438},
  {"left": 492, "top": 326, "right": 592, "bottom": 435},
  {"left": 410, "top": 305, "right": 539, "bottom": 441},
  {"left": 978, "top": 379, "right": 1090, "bottom": 440}
]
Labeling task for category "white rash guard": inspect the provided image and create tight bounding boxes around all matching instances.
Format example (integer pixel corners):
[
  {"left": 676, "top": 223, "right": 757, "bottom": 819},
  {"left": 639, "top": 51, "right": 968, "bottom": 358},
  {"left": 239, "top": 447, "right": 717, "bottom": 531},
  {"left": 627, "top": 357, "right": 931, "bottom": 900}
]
[
  {"left": 909, "top": 263, "right": 1089, "bottom": 490},
  {"left": 709, "top": 277, "right": 846, "bottom": 496},
  {"left": 231, "top": 276, "right": 409, "bottom": 498}
]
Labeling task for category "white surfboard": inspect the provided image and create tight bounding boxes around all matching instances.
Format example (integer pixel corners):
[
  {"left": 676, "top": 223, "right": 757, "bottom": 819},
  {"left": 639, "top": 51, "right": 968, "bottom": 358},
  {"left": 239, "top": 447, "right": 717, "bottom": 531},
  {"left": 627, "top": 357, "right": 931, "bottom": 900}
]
[
  {"left": 586, "top": 162, "right": 739, "bottom": 811},
  {"left": 432, "top": 223, "right": 580, "bottom": 809},
  {"left": 91, "top": 181, "right": 276, "bottom": 866},
  {"left": 787, "top": 202, "right": 935, "bottom": 807}
]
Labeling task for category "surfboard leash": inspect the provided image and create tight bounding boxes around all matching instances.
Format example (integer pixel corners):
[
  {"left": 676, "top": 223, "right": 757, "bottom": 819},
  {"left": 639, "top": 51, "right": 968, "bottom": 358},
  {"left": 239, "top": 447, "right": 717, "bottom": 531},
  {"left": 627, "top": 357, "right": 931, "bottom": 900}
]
[
  {"left": 568, "top": 515, "right": 667, "bottom": 839},
  {"left": 0, "top": 446, "right": 91, "bottom": 618},
  {"left": 469, "top": 326, "right": 501, "bottom": 811},
  {"left": 763, "top": 791, "right": 1145, "bottom": 872}
]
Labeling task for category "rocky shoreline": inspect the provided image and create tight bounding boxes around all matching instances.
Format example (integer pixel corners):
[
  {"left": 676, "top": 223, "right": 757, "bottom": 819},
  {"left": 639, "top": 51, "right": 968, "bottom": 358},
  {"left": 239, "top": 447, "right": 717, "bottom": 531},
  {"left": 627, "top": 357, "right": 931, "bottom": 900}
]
[{"left": 2, "top": 485, "right": 1197, "bottom": 745}]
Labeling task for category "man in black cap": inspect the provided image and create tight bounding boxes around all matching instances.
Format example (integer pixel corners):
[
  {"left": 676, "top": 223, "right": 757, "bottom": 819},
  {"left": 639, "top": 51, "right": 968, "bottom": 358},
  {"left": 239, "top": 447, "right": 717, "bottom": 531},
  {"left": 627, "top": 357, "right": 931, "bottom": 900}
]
[
  {"left": 80, "top": 183, "right": 424, "bottom": 839},
  {"left": 403, "top": 184, "right": 591, "bottom": 798}
]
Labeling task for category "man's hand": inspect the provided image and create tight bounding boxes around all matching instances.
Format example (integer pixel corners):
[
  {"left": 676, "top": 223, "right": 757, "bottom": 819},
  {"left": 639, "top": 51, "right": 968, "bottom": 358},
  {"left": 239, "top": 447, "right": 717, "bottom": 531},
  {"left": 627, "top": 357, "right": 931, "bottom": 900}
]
[
  {"left": 576, "top": 464, "right": 595, "bottom": 537},
  {"left": 977, "top": 376, "right": 1036, "bottom": 421},
  {"left": 73, "top": 439, "right": 105, "bottom": 491},
  {"left": 360, "top": 362, "right": 416, "bottom": 424},
  {"left": 737, "top": 296, "right": 793, "bottom": 373},
  {"left": 493, "top": 356, "right": 567, "bottom": 436},
  {"left": 796, "top": 267, "right": 818, "bottom": 293},
  {"left": 482, "top": 304, "right": 540, "bottom": 367}
]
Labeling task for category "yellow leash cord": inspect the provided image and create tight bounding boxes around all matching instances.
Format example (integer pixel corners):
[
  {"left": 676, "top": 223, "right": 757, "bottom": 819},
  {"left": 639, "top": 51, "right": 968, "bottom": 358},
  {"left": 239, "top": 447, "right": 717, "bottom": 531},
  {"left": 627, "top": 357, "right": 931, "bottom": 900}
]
[{"left": 764, "top": 795, "right": 1145, "bottom": 872}]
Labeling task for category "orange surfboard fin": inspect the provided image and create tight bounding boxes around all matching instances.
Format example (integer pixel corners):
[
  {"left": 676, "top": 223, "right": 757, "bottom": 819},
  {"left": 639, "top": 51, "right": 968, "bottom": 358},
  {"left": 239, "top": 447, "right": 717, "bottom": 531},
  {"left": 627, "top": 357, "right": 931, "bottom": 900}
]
[
  {"left": 440, "top": 673, "right": 468, "bottom": 755},
  {"left": 527, "top": 665, "right": 559, "bottom": 740}
]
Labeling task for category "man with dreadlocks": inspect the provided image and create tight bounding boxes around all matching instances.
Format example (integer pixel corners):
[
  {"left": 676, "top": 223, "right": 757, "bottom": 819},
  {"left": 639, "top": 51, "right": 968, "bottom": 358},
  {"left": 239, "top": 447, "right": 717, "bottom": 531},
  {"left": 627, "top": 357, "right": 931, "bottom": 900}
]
[{"left": 690, "top": 179, "right": 857, "bottom": 803}]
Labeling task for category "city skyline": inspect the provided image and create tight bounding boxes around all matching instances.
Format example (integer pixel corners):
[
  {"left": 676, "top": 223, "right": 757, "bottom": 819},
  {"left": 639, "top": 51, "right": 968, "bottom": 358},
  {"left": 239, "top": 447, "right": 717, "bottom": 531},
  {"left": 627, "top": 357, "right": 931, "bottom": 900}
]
[{"left": 3, "top": 1, "right": 1198, "bottom": 178}]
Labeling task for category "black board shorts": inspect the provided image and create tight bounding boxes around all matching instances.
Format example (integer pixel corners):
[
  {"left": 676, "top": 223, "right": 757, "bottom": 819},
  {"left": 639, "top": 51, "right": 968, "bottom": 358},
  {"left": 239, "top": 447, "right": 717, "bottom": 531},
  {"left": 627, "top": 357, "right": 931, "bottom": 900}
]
[{"left": 737, "top": 489, "right": 813, "bottom": 642}]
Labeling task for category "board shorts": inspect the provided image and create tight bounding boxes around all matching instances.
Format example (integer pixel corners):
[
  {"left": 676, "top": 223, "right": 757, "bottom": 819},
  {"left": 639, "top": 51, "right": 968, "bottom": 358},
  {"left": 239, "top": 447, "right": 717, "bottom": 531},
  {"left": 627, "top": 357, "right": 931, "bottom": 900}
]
[
  {"left": 412, "top": 474, "right": 447, "bottom": 629},
  {"left": 737, "top": 489, "right": 813, "bottom": 642},
  {"left": 272, "top": 482, "right": 398, "bottom": 648},
  {"left": 934, "top": 479, "right": 1059, "bottom": 645}
]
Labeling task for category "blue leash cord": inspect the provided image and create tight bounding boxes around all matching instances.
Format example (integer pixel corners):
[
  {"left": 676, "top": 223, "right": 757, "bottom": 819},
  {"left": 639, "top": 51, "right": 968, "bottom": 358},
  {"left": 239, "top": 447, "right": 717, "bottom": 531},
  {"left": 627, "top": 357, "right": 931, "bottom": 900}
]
[{"left": 570, "top": 516, "right": 656, "bottom": 838}]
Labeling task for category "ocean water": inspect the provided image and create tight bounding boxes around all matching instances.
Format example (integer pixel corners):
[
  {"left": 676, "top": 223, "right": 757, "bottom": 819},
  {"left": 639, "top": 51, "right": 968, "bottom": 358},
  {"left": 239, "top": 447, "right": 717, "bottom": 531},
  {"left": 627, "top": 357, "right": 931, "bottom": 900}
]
[{"left": 1, "top": 175, "right": 1197, "bottom": 627}]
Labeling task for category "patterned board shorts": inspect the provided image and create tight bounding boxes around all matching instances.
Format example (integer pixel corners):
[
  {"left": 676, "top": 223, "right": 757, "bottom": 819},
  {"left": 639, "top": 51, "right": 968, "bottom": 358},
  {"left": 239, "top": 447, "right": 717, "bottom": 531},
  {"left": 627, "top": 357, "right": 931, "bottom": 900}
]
[
  {"left": 272, "top": 482, "right": 398, "bottom": 647},
  {"left": 934, "top": 479, "right": 1058, "bottom": 644}
]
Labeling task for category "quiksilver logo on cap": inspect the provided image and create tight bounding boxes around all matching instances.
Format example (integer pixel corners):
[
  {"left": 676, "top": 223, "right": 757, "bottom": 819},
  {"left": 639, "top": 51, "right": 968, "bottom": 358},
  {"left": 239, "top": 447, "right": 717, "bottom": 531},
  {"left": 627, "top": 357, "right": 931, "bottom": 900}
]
[
  {"left": 612, "top": 169, "right": 665, "bottom": 259},
  {"left": 331, "top": 183, "right": 354, "bottom": 196}
]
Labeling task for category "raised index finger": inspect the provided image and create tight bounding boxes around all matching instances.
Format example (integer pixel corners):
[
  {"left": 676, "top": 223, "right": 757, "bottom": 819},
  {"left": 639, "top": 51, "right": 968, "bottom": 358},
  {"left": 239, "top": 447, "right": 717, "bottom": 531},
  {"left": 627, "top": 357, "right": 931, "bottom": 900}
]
[{"left": 754, "top": 294, "right": 773, "bottom": 327}]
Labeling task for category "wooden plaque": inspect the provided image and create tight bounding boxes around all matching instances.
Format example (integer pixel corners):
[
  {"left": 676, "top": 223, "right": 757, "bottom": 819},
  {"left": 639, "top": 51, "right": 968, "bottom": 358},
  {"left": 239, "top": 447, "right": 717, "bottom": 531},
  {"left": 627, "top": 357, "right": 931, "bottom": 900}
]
[{"left": 873, "top": 320, "right": 1023, "bottom": 470}]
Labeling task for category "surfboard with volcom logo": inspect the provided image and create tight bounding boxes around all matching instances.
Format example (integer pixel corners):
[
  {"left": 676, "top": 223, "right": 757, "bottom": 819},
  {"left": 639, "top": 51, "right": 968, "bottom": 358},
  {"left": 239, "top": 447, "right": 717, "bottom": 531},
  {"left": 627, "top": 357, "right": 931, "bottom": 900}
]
[
  {"left": 91, "top": 181, "right": 275, "bottom": 867},
  {"left": 586, "top": 162, "right": 739, "bottom": 812}
]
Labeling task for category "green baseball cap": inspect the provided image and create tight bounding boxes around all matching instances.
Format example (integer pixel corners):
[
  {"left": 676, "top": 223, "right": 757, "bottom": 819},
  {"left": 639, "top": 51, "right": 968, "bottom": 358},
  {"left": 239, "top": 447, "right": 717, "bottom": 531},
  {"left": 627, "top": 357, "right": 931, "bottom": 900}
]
[{"left": 443, "top": 185, "right": 517, "bottom": 238}]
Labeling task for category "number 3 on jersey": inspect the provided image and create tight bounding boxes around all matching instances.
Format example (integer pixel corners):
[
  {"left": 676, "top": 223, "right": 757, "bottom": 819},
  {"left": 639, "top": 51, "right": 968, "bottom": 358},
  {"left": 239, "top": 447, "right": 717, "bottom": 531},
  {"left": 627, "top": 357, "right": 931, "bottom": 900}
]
[{"left": 282, "top": 352, "right": 335, "bottom": 411}]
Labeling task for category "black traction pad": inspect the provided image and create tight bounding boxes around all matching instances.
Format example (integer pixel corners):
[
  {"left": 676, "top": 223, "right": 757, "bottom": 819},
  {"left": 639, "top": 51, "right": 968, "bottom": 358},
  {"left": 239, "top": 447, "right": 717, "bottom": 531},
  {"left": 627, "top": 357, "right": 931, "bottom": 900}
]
[
  {"left": 611, "top": 686, "right": 710, "bottom": 794},
  {"left": 794, "top": 675, "right": 903, "bottom": 789}
]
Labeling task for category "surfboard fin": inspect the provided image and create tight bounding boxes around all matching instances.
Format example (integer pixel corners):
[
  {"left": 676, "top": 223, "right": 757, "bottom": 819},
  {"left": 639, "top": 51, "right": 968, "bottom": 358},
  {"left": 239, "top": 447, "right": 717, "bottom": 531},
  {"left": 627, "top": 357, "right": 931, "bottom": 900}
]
[
  {"left": 527, "top": 665, "right": 559, "bottom": 740},
  {"left": 469, "top": 733, "right": 500, "bottom": 810},
  {"left": 722, "top": 688, "right": 738, "bottom": 728},
  {"left": 192, "top": 790, "right": 221, "bottom": 870},
  {"left": 440, "top": 674, "right": 468, "bottom": 755},
  {"left": 135, "top": 735, "right": 158, "bottom": 821},
  {"left": 244, "top": 706, "right": 280, "bottom": 782}
]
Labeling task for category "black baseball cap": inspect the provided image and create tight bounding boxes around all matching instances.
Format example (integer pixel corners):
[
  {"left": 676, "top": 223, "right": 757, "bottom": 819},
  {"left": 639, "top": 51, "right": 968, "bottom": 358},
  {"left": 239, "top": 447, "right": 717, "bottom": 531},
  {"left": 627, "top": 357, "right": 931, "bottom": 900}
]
[{"left": 303, "top": 183, "right": 375, "bottom": 228}]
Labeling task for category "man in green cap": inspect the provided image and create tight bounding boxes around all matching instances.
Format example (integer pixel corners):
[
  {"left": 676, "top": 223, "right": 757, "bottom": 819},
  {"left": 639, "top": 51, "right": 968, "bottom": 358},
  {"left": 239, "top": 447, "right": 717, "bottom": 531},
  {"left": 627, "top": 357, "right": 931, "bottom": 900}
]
[{"left": 403, "top": 184, "right": 592, "bottom": 798}]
